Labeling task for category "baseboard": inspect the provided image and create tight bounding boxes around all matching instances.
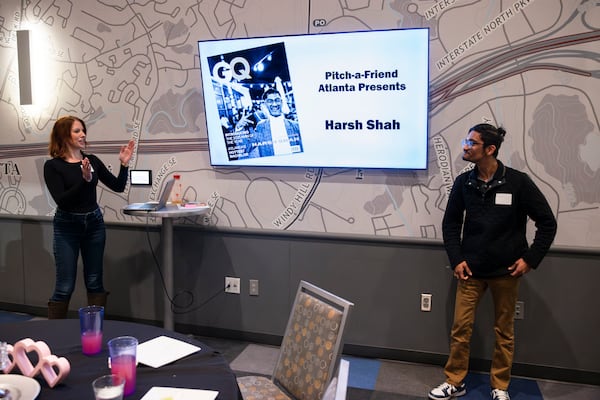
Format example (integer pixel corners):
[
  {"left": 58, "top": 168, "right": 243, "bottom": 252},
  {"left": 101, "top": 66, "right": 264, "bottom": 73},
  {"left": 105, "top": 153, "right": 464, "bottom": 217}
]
[
  {"left": 175, "top": 323, "right": 283, "bottom": 347},
  {"left": 0, "top": 302, "right": 164, "bottom": 327},
  {"left": 0, "top": 302, "right": 46, "bottom": 317}
]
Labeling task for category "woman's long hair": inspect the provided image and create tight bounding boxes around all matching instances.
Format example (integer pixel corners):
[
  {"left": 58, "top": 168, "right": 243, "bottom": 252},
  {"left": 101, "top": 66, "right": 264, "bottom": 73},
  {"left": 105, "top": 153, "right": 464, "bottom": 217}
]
[{"left": 48, "top": 116, "right": 87, "bottom": 158}]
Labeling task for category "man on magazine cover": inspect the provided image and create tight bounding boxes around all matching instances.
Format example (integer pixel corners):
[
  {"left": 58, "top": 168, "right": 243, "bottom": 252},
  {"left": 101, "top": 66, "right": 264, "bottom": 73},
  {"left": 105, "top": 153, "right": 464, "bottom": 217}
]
[{"left": 236, "top": 88, "right": 302, "bottom": 158}]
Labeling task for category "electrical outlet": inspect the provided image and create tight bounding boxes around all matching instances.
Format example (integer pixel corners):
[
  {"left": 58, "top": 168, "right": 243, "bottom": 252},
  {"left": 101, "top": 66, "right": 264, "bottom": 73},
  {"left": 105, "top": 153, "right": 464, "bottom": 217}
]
[
  {"left": 249, "top": 279, "right": 259, "bottom": 296},
  {"left": 421, "top": 293, "right": 432, "bottom": 312},
  {"left": 225, "top": 277, "right": 240, "bottom": 294},
  {"left": 515, "top": 301, "right": 524, "bottom": 320}
]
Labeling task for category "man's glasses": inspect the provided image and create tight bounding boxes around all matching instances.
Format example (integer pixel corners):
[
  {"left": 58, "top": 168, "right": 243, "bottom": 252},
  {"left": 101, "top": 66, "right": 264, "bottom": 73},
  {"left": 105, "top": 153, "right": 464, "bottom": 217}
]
[
  {"left": 462, "top": 138, "right": 484, "bottom": 148},
  {"left": 265, "top": 98, "right": 282, "bottom": 105}
]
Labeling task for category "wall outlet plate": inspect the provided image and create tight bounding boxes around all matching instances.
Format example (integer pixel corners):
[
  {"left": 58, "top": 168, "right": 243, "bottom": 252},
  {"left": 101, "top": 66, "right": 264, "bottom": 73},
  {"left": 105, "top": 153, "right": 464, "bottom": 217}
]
[
  {"left": 249, "top": 279, "right": 259, "bottom": 296},
  {"left": 515, "top": 301, "right": 524, "bottom": 319},
  {"left": 421, "top": 293, "right": 432, "bottom": 312},
  {"left": 225, "top": 277, "right": 240, "bottom": 294}
]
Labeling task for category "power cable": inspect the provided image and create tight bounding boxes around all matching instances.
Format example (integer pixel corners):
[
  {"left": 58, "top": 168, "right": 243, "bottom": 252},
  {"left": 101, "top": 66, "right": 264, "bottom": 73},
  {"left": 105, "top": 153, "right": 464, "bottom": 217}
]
[{"left": 143, "top": 215, "right": 225, "bottom": 315}]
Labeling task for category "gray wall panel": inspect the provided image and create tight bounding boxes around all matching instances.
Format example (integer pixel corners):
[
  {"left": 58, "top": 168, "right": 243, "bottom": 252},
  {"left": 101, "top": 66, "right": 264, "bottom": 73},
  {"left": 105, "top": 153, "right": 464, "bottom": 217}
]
[
  {"left": 173, "top": 230, "right": 292, "bottom": 336},
  {"left": 103, "top": 226, "right": 163, "bottom": 320},
  {"left": 513, "top": 254, "right": 600, "bottom": 371},
  {"left": 21, "top": 221, "right": 58, "bottom": 307},
  {"left": 0, "top": 219, "right": 24, "bottom": 303},
  {"left": 289, "top": 239, "right": 455, "bottom": 352}
]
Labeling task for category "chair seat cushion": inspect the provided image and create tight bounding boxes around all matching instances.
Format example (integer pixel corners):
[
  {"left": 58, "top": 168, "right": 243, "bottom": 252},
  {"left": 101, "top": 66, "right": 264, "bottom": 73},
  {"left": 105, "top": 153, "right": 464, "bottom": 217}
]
[{"left": 237, "top": 375, "right": 292, "bottom": 400}]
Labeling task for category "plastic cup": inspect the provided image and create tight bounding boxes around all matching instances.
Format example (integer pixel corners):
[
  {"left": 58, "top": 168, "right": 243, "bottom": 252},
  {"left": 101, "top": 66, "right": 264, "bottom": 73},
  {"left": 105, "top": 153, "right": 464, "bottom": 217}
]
[
  {"left": 79, "top": 306, "right": 104, "bottom": 355},
  {"left": 92, "top": 374, "right": 125, "bottom": 400},
  {"left": 107, "top": 336, "right": 138, "bottom": 396}
]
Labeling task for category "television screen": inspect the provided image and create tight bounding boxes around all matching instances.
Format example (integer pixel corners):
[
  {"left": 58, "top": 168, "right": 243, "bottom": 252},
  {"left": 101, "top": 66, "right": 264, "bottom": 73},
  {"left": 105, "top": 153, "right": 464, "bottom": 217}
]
[{"left": 198, "top": 28, "right": 429, "bottom": 169}]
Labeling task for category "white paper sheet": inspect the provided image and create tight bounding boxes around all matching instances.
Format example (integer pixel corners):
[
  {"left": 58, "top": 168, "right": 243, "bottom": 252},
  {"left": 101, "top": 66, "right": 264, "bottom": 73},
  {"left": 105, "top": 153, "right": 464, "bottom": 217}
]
[
  {"left": 137, "top": 336, "right": 201, "bottom": 368},
  {"left": 140, "top": 386, "right": 218, "bottom": 400}
]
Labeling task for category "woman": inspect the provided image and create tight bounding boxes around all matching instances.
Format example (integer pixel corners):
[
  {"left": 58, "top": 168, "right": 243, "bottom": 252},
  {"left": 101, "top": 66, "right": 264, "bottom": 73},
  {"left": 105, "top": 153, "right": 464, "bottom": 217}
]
[{"left": 43, "top": 116, "right": 134, "bottom": 319}]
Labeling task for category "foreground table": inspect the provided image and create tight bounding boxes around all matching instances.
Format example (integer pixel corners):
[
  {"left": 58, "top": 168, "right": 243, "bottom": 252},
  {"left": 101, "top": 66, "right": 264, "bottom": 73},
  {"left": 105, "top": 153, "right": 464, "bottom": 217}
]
[
  {"left": 123, "top": 205, "right": 210, "bottom": 330},
  {"left": 1, "top": 319, "right": 241, "bottom": 400}
]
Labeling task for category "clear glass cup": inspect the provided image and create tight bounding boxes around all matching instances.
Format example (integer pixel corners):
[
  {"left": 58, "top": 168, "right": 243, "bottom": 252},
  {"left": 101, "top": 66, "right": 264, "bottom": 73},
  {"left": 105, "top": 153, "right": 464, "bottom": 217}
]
[
  {"left": 92, "top": 374, "right": 125, "bottom": 400},
  {"left": 79, "top": 306, "right": 104, "bottom": 355},
  {"left": 107, "top": 336, "right": 138, "bottom": 396}
]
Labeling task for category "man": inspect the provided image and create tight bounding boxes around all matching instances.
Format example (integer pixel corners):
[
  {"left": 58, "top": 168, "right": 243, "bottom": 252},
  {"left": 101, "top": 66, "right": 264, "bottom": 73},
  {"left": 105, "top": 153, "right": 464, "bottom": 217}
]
[
  {"left": 237, "top": 88, "right": 302, "bottom": 158},
  {"left": 429, "top": 123, "right": 557, "bottom": 400}
]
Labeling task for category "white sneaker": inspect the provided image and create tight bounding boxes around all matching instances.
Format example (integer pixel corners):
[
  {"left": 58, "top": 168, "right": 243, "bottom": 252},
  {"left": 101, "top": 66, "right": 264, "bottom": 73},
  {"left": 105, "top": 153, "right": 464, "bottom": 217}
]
[
  {"left": 428, "top": 382, "right": 467, "bottom": 399},
  {"left": 491, "top": 388, "right": 511, "bottom": 400}
]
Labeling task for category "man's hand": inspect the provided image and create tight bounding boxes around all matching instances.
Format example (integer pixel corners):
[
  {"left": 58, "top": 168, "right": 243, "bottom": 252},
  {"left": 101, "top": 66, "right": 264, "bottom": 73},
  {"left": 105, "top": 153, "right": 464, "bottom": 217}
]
[
  {"left": 453, "top": 261, "right": 472, "bottom": 280},
  {"left": 508, "top": 258, "right": 531, "bottom": 277},
  {"left": 234, "top": 109, "right": 254, "bottom": 131}
]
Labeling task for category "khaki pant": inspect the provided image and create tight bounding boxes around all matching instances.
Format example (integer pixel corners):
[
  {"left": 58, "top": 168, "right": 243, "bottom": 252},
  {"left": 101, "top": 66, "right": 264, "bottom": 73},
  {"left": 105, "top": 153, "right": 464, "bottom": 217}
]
[{"left": 444, "top": 275, "right": 520, "bottom": 390}]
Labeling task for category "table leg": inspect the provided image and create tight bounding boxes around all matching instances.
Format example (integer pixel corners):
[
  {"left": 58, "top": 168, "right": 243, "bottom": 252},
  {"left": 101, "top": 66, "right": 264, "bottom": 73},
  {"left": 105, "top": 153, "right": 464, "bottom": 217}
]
[{"left": 161, "top": 217, "right": 174, "bottom": 330}]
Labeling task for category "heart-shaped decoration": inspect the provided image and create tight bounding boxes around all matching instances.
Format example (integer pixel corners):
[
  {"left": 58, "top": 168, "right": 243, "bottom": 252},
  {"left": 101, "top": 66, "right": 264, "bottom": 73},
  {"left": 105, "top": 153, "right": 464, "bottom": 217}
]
[
  {"left": 40, "top": 355, "right": 70, "bottom": 388},
  {"left": 13, "top": 338, "right": 51, "bottom": 377},
  {"left": 1, "top": 344, "right": 15, "bottom": 374}
]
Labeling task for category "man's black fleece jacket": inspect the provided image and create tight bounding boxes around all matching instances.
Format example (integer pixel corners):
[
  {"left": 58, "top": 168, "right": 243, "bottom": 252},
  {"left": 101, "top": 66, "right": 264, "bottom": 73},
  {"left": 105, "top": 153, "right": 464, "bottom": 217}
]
[{"left": 442, "top": 160, "right": 557, "bottom": 278}]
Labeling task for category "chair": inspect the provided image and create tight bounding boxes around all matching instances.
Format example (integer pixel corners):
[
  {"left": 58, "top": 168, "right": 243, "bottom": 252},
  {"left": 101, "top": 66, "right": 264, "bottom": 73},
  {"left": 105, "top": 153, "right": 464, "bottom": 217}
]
[{"left": 237, "top": 280, "right": 354, "bottom": 400}]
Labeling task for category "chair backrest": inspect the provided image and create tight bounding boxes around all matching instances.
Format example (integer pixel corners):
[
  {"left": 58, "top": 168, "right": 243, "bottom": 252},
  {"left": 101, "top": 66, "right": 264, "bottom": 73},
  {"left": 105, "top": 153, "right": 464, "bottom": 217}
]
[{"left": 272, "top": 280, "right": 354, "bottom": 400}]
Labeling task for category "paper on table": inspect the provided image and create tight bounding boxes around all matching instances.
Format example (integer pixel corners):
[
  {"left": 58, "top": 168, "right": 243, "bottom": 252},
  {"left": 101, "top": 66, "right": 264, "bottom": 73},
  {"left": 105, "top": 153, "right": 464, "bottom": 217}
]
[
  {"left": 177, "top": 203, "right": 207, "bottom": 209},
  {"left": 137, "top": 336, "right": 201, "bottom": 368},
  {"left": 140, "top": 386, "right": 218, "bottom": 400}
]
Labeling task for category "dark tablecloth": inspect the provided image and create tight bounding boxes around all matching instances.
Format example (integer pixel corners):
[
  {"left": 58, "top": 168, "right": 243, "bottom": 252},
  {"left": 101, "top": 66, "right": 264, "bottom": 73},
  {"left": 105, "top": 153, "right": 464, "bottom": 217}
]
[{"left": 1, "top": 319, "right": 242, "bottom": 399}]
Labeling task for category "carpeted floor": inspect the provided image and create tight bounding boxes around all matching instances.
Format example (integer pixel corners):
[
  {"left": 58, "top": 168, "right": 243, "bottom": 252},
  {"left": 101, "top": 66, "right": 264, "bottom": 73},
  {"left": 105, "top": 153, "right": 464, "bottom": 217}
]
[
  {"left": 198, "top": 337, "right": 600, "bottom": 400},
  {"left": 0, "top": 310, "right": 35, "bottom": 323},
  {"left": 2, "top": 310, "right": 599, "bottom": 399}
]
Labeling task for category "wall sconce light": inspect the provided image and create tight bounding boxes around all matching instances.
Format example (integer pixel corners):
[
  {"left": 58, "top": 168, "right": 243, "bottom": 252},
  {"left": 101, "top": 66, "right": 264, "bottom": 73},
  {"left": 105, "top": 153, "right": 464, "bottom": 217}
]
[{"left": 16, "top": 30, "right": 32, "bottom": 105}]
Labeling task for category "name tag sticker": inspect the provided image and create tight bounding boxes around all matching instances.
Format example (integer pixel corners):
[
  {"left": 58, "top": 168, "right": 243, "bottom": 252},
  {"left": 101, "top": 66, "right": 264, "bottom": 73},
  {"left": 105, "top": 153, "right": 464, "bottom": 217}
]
[{"left": 496, "top": 193, "right": 512, "bottom": 205}]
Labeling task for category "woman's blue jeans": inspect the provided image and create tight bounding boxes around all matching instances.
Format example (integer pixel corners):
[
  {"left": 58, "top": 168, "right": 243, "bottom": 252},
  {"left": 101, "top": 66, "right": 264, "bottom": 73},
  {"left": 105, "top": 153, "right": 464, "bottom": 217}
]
[{"left": 51, "top": 208, "right": 106, "bottom": 302}]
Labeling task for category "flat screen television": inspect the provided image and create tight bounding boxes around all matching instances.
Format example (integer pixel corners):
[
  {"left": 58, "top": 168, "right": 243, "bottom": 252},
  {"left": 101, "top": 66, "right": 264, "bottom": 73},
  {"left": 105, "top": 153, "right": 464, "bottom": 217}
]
[{"left": 197, "top": 28, "right": 429, "bottom": 169}]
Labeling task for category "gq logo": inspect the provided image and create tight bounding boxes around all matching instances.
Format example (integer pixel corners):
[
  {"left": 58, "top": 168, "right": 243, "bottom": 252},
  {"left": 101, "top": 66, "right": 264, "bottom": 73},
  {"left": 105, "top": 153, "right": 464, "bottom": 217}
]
[{"left": 212, "top": 57, "right": 252, "bottom": 83}]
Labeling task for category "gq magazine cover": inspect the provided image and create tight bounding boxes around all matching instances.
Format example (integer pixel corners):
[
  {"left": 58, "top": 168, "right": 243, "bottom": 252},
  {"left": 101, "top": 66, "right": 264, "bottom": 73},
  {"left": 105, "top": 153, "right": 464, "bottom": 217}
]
[{"left": 206, "top": 42, "right": 304, "bottom": 161}]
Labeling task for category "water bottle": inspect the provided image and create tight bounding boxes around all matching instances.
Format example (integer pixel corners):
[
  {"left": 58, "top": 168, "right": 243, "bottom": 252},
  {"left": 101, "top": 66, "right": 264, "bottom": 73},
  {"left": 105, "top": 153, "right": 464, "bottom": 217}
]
[{"left": 171, "top": 174, "right": 183, "bottom": 204}]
